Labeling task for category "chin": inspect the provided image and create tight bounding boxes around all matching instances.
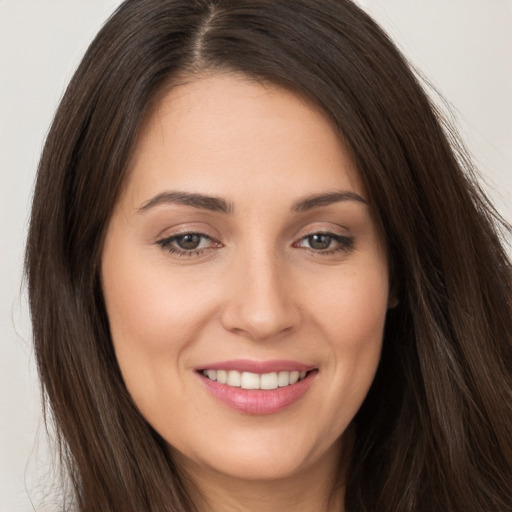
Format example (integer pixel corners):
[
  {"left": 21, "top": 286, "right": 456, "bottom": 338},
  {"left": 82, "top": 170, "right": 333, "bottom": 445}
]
[{"left": 166, "top": 421, "right": 345, "bottom": 484}]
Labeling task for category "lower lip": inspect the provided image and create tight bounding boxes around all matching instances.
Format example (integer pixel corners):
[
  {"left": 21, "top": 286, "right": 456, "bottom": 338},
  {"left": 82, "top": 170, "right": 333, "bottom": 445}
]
[{"left": 198, "top": 371, "right": 317, "bottom": 415}]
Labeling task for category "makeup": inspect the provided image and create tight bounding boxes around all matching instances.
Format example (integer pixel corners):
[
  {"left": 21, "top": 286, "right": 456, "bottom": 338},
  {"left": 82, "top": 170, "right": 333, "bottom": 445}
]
[
  {"left": 196, "top": 360, "right": 317, "bottom": 415},
  {"left": 102, "top": 73, "right": 389, "bottom": 482}
]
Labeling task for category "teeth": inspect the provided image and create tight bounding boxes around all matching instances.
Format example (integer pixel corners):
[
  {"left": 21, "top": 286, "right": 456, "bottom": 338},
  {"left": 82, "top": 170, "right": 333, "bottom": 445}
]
[
  {"left": 241, "top": 372, "right": 260, "bottom": 389},
  {"left": 260, "top": 372, "right": 278, "bottom": 390},
  {"left": 227, "top": 370, "right": 241, "bottom": 387},
  {"left": 202, "top": 369, "right": 309, "bottom": 389},
  {"left": 278, "top": 371, "right": 290, "bottom": 387}
]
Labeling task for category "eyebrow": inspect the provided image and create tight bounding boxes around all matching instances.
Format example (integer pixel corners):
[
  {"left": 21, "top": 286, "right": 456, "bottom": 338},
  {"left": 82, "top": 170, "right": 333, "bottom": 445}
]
[
  {"left": 138, "top": 191, "right": 234, "bottom": 214},
  {"left": 291, "top": 191, "right": 367, "bottom": 212},
  {"left": 137, "top": 189, "right": 367, "bottom": 215}
]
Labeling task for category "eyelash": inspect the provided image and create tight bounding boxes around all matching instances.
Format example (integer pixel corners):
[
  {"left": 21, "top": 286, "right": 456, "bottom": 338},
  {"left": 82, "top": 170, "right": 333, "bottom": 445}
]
[
  {"left": 156, "top": 233, "right": 220, "bottom": 257},
  {"left": 293, "top": 232, "right": 354, "bottom": 254},
  {"left": 155, "top": 232, "right": 354, "bottom": 257}
]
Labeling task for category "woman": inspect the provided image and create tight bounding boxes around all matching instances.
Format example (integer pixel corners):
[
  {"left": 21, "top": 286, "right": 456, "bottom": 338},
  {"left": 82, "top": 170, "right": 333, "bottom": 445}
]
[{"left": 25, "top": 0, "right": 512, "bottom": 511}]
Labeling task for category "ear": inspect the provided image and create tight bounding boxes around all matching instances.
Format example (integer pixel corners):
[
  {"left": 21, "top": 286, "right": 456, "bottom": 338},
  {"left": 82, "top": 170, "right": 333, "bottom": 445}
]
[
  {"left": 387, "top": 294, "right": 399, "bottom": 309},
  {"left": 387, "top": 258, "right": 400, "bottom": 309},
  {"left": 387, "top": 275, "right": 400, "bottom": 309}
]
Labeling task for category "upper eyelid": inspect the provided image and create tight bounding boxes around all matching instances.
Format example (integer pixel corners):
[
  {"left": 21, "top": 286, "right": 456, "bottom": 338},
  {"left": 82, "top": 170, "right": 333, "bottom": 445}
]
[
  {"left": 156, "top": 227, "right": 348, "bottom": 241},
  {"left": 154, "top": 223, "right": 220, "bottom": 241},
  {"left": 157, "top": 232, "right": 215, "bottom": 245},
  {"left": 293, "top": 225, "right": 351, "bottom": 241},
  {"left": 298, "top": 227, "right": 348, "bottom": 236},
  {"left": 155, "top": 233, "right": 220, "bottom": 256},
  {"left": 295, "top": 232, "right": 354, "bottom": 248},
  {"left": 155, "top": 221, "right": 352, "bottom": 241}
]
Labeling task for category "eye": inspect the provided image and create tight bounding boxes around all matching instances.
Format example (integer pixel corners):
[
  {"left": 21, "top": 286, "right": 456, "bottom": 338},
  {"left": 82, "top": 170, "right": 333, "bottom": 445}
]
[
  {"left": 173, "top": 234, "right": 206, "bottom": 250},
  {"left": 156, "top": 233, "right": 220, "bottom": 255},
  {"left": 295, "top": 232, "right": 354, "bottom": 253}
]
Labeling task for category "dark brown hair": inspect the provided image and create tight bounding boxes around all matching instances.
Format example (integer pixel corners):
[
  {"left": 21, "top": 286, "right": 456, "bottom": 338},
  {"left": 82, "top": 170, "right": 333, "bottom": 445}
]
[{"left": 25, "top": 1, "right": 512, "bottom": 510}]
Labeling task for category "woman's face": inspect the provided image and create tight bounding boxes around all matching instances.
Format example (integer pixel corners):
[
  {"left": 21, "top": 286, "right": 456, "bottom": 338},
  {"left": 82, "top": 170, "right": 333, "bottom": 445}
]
[{"left": 102, "top": 74, "right": 392, "bottom": 484}]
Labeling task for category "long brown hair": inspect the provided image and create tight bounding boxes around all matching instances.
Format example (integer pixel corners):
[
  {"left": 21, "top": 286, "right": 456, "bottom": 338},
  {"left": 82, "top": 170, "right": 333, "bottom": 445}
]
[{"left": 25, "top": 1, "right": 512, "bottom": 510}]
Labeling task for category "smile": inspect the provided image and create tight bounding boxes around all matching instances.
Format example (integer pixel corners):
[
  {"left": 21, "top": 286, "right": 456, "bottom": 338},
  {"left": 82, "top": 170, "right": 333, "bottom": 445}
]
[
  {"left": 201, "top": 369, "right": 308, "bottom": 390},
  {"left": 197, "top": 362, "right": 318, "bottom": 415}
]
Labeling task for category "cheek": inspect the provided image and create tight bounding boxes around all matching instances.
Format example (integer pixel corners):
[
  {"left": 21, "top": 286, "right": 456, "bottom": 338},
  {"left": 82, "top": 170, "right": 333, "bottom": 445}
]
[
  {"left": 101, "top": 236, "right": 209, "bottom": 404},
  {"left": 102, "top": 242, "right": 212, "bottom": 353},
  {"left": 309, "top": 261, "right": 390, "bottom": 344},
  {"left": 101, "top": 251, "right": 211, "bottom": 432},
  {"left": 304, "top": 263, "right": 388, "bottom": 427}
]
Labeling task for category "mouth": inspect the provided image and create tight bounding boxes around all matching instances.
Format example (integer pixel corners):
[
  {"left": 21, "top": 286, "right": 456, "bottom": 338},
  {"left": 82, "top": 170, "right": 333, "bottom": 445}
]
[
  {"left": 196, "top": 361, "right": 318, "bottom": 415},
  {"left": 200, "top": 369, "right": 310, "bottom": 390}
]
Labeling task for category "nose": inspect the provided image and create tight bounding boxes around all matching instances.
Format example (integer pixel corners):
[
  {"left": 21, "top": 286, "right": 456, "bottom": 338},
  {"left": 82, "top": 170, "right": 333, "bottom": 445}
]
[{"left": 220, "top": 248, "right": 301, "bottom": 341}]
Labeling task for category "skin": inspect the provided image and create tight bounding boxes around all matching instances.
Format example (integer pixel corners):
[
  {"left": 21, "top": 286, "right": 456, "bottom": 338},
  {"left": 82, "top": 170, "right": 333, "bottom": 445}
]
[{"left": 101, "top": 73, "right": 393, "bottom": 512}]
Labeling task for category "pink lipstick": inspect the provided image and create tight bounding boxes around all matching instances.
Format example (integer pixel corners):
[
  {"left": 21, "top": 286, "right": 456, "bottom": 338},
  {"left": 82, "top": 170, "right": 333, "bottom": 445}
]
[{"left": 196, "top": 359, "right": 317, "bottom": 415}]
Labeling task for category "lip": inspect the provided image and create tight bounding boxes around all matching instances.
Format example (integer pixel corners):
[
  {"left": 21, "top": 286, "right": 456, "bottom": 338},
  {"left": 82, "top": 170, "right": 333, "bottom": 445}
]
[
  {"left": 196, "top": 360, "right": 318, "bottom": 415},
  {"left": 196, "top": 359, "right": 315, "bottom": 373}
]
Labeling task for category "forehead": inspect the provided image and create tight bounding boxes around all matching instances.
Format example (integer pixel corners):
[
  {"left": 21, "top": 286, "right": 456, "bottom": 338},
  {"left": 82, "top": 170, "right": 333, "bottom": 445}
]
[{"left": 122, "top": 73, "right": 366, "bottom": 210}]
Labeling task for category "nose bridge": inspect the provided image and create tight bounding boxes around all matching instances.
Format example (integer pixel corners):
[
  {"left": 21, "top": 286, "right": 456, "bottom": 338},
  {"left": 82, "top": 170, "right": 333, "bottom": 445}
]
[{"left": 220, "top": 242, "right": 299, "bottom": 340}]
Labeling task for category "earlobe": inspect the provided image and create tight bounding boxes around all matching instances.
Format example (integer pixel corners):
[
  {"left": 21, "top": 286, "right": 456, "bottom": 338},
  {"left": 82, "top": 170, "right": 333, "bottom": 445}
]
[
  {"left": 387, "top": 295, "right": 399, "bottom": 309},
  {"left": 387, "top": 282, "right": 400, "bottom": 308},
  {"left": 387, "top": 267, "right": 400, "bottom": 309}
]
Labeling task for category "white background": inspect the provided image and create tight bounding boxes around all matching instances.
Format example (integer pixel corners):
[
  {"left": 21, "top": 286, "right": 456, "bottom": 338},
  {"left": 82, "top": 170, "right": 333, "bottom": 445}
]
[{"left": 1, "top": 1, "right": 510, "bottom": 510}]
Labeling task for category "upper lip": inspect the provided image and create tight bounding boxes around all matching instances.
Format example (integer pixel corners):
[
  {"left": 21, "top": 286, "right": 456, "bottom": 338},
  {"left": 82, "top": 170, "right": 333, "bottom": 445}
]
[{"left": 196, "top": 359, "right": 315, "bottom": 374}]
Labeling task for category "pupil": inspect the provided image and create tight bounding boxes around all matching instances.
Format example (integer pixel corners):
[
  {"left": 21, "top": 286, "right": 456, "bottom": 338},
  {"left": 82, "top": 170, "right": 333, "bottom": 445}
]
[
  {"left": 309, "top": 234, "right": 331, "bottom": 250},
  {"left": 178, "top": 234, "right": 201, "bottom": 250}
]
